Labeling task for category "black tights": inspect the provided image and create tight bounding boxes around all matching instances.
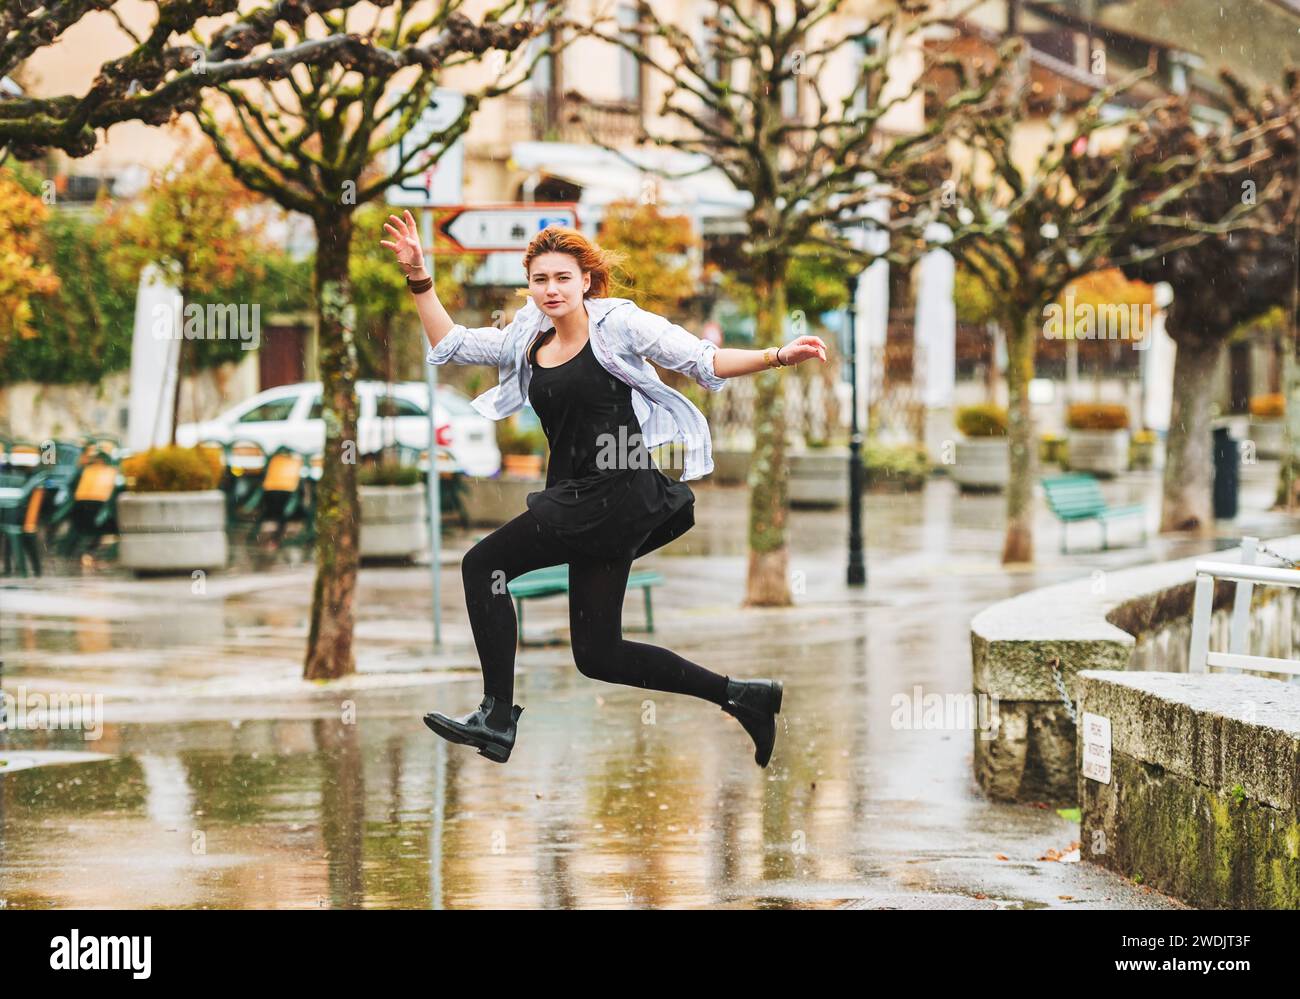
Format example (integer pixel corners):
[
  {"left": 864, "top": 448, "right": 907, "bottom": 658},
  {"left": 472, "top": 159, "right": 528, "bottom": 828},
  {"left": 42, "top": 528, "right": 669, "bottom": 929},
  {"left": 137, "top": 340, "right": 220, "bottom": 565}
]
[{"left": 460, "top": 509, "right": 731, "bottom": 711}]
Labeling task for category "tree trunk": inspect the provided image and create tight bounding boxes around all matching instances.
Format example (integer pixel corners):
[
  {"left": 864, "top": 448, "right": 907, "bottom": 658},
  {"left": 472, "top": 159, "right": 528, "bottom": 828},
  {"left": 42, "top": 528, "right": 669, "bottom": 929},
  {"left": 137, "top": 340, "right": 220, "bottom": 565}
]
[
  {"left": 1279, "top": 300, "right": 1300, "bottom": 511},
  {"left": 304, "top": 211, "right": 361, "bottom": 680},
  {"left": 1161, "top": 334, "right": 1222, "bottom": 533},
  {"left": 744, "top": 252, "right": 792, "bottom": 606},
  {"left": 1001, "top": 311, "right": 1036, "bottom": 564}
]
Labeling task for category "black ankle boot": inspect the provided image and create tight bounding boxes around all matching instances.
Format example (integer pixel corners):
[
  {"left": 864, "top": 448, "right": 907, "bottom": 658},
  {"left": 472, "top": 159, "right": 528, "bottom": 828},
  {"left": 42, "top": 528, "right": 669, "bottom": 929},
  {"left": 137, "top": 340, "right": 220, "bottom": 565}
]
[
  {"left": 720, "top": 678, "right": 783, "bottom": 768},
  {"left": 423, "top": 694, "right": 523, "bottom": 763}
]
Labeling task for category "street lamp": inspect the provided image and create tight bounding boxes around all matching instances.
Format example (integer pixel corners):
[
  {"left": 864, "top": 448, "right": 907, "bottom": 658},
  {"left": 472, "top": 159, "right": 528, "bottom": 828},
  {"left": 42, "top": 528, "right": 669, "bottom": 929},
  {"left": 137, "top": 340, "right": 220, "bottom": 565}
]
[
  {"left": 832, "top": 178, "right": 889, "bottom": 587},
  {"left": 835, "top": 204, "right": 889, "bottom": 588},
  {"left": 845, "top": 267, "right": 866, "bottom": 586}
]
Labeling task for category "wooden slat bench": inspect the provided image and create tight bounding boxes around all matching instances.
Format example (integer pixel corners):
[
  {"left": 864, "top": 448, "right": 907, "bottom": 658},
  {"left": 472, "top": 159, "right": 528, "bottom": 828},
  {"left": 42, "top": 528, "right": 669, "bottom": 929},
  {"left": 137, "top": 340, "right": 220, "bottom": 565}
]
[
  {"left": 507, "top": 565, "right": 664, "bottom": 646},
  {"left": 1042, "top": 473, "right": 1147, "bottom": 553}
]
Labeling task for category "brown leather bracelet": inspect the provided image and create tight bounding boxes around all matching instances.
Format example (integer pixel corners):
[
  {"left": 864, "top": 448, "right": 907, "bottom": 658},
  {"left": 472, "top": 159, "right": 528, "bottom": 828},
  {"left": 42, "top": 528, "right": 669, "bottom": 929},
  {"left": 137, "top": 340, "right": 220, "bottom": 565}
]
[{"left": 406, "top": 274, "right": 433, "bottom": 294}]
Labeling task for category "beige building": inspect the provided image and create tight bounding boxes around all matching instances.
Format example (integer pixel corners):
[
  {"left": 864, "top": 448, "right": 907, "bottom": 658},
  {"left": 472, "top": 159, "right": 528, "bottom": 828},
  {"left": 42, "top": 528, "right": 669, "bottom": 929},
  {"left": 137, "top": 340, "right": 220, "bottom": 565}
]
[
  {"left": 9, "top": 0, "right": 922, "bottom": 443},
  {"left": 23, "top": 1, "right": 916, "bottom": 216}
]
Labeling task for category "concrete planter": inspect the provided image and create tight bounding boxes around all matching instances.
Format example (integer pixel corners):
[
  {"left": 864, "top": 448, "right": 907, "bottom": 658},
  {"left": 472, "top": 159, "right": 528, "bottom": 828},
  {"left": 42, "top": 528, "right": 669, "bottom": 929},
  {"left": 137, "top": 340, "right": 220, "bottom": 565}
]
[
  {"left": 1129, "top": 436, "right": 1166, "bottom": 472},
  {"left": 462, "top": 475, "right": 547, "bottom": 526},
  {"left": 1039, "top": 435, "right": 1067, "bottom": 467},
  {"left": 789, "top": 448, "right": 848, "bottom": 508},
  {"left": 951, "top": 437, "right": 1009, "bottom": 492},
  {"left": 1248, "top": 418, "right": 1284, "bottom": 460},
  {"left": 502, "top": 453, "right": 544, "bottom": 477},
  {"left": 359, "top": 484, "right": 428, "bottom": 560},
  {"left": 1066, "top": 428, "right": 1130, "bottom": 477},
  {"left": 711, "top": 448, "right": 752, "bottom": 485},
  {"left": 117, "top": 490, "right": 227, "bottom": 574}
]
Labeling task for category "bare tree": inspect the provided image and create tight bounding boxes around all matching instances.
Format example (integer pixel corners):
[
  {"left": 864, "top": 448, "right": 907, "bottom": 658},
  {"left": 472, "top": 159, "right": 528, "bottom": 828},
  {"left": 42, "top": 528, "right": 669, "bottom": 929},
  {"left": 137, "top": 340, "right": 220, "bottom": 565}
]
[
  {"left": 928, "top": 47, "right": 1280, "bottom": 561},
  {"left": 580, "top": 0, "right": 1001, "bottom": 604},
  {"left": 191, "top": 0, "right": 558, "bottom": 680},
  {"left": 1104, "top": 68, "right": 1299, "bottom": 532},
  {"left": 0, "top": 1, "right": 439, "bottom": 159}
]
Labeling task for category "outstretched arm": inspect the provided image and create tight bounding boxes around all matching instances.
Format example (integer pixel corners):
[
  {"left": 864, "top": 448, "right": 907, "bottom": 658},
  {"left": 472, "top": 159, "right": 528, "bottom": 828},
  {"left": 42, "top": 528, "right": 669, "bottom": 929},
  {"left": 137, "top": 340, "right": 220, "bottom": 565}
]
[
  {"left": 381, "top": 209, "right": 507, "bottom": 367},
  {"left": 713, "top": 338, "right": 828, "bottom": 378},
  {"left": 627, "top": 305, "right": 828, "bottom": 390},
  {"left": 380, "top": 209, "right": 455, "bottom": 350}
]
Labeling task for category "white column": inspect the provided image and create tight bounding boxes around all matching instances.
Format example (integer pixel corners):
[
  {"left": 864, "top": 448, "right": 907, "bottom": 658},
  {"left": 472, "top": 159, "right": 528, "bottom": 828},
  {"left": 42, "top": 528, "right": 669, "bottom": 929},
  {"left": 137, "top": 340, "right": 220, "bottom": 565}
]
[
  {"left": 853, "top": 198, "right": 891, "bottom": 435},
  {"left": 1142, "top": 283, "right": 1176, "bottom": 435},
  {"left": 913, "top": 222, "right": 956, "bottom": 458},
  {"left": 127, "top": 262, "right": 183, "bottom": 452}
]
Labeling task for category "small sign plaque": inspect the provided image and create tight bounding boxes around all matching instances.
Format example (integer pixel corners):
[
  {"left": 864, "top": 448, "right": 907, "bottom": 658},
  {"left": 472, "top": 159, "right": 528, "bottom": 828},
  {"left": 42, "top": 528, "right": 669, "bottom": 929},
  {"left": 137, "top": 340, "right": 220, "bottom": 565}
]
[{"left": 1081, "top": 712, "right": 1112, "bottom": 784}]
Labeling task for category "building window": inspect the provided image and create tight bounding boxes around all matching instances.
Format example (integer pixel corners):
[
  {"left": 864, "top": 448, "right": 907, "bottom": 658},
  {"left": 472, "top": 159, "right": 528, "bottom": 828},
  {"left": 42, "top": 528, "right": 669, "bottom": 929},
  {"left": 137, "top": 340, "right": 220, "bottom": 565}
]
[
  {"left": 534, "top": 28, "right": 554, "bottom": 95},
  {"left": 780, "top": 75, "right": 801, "bottom": 120},
  {"left": 780, "top": 29, "right": 806, "bottom": 121},
  {"left": 617, "top": 3, "right": 642, "bottom": 106},
  {"left": 700, "top": 0, "right": 733, "bottom": 87},
  {"left": 853, "top": 30, "right": 878, "bottom": 129},
  {"left": 530, "top": 2, "right": 560, "bottom": 99}
]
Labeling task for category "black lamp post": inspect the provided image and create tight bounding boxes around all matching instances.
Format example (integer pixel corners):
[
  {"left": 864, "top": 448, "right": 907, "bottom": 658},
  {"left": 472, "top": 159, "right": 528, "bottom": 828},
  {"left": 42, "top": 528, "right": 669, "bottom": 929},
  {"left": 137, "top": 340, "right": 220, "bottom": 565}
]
[{"left": 846, "top": 269, "right": 866, "bottom": 586}]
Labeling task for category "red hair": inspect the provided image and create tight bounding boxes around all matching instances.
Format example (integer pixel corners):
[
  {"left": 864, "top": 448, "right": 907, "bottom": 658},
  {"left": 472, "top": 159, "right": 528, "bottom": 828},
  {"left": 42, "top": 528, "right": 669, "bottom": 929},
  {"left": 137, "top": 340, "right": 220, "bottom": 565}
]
[{"left": 523, "top": 225, "right": 627, "bottom": 299}]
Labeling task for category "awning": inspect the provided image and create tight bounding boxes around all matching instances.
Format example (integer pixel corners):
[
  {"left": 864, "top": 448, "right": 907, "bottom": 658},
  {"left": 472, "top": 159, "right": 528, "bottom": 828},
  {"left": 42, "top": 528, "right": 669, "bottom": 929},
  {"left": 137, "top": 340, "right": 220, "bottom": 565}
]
[{"left": 509, "top": 141, "right": 751, "bottom": 234}]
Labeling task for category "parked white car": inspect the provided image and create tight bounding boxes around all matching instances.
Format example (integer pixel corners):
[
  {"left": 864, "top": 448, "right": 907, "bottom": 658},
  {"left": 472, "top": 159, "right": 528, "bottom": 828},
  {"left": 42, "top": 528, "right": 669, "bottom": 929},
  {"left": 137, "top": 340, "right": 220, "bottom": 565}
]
[{"left": 175, "top": 380, "right": 501, "bottom": 476}]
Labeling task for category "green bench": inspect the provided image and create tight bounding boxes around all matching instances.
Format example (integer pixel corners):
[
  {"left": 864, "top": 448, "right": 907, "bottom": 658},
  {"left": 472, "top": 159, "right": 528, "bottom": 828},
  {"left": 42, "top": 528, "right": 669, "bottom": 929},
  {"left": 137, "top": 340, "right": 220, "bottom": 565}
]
[
  {"left": 1042, "top": 473, "right": 1147, "bottom": 553},
  {"left": 507, "top": 565, "right": 664, "bottom": 646}
]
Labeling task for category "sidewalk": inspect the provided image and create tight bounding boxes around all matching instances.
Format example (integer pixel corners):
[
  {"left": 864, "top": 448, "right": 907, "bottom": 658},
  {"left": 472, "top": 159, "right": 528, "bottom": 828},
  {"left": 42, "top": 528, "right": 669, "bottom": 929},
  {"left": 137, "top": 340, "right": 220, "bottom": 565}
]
[{"left": 0, "top": 462, "right": 1293, "bottom": 908}]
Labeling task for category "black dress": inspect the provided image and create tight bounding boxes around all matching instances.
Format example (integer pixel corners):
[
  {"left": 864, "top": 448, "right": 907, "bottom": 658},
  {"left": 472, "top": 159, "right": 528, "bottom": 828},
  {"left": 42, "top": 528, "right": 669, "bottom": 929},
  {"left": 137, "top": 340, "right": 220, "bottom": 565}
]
[{"left": 524, "top": 324, "right": 696, "bottom": 561}]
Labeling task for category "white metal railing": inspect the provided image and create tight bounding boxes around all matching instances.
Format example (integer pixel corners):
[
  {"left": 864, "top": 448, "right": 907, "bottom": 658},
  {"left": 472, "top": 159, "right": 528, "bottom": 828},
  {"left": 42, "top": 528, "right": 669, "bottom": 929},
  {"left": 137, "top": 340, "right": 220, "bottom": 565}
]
[{"left": 1188, "top": 536, "right": 1300, "bottom": 677}]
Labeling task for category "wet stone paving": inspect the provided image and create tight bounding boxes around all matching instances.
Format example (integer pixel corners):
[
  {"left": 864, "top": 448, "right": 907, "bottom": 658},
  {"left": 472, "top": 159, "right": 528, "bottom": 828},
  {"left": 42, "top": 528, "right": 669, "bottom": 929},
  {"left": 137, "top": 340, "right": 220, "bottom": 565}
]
[{"left": 0, "top": 463, "right": 1294, "bottom": 908}]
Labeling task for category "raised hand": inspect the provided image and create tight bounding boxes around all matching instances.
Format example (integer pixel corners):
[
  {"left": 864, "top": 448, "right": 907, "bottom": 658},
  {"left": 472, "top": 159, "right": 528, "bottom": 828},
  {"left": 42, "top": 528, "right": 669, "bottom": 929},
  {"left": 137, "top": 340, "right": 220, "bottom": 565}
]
[
  {"left": 778, "top": 336, "right": 829, "bottom": 366},
  {"left": 379, "top": 209, "right": 427, "bottom": 275}
]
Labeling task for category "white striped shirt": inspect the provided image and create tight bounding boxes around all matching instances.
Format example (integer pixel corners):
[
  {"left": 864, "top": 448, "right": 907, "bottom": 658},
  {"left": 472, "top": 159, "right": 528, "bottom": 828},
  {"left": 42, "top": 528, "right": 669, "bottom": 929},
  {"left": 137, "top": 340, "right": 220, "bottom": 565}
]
[{"left": 426, "top": 296, "right": 725, "bottom": 481}]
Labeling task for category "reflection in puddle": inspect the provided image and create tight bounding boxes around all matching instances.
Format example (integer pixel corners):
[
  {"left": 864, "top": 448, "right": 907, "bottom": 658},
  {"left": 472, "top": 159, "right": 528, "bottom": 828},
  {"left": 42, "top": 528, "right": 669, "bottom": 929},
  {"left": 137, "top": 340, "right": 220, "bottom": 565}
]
[{"left": 0, "top": 479, "right": 1235, "bottom": 908}]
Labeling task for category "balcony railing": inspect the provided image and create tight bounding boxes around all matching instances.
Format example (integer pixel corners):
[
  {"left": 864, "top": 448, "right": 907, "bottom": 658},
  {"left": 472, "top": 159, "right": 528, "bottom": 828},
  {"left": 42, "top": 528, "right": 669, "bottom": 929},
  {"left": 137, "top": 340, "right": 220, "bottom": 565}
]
[{"left": 502, "top": 92, "right": 643, "bottom": 145}]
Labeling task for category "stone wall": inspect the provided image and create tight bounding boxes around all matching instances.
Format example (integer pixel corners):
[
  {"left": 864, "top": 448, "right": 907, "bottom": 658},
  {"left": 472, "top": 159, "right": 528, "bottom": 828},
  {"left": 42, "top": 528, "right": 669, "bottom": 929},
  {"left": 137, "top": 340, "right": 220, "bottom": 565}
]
[
  {"left": 1077, "top": 671, "right": 1300, "bottom": 909},
  {"left": 0, "top": 354, "right": 259, "bottom": 443},
  {"left": 970, "top": 534, "right": 1300, "bottom": 805}
]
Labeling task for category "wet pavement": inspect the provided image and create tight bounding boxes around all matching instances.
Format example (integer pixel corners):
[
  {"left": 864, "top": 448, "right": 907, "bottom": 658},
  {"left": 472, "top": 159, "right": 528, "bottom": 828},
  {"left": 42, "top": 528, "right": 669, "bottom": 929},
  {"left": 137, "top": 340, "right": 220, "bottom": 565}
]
[{"left": 1, "top": 462, "right": 1295, "bottom": 909}]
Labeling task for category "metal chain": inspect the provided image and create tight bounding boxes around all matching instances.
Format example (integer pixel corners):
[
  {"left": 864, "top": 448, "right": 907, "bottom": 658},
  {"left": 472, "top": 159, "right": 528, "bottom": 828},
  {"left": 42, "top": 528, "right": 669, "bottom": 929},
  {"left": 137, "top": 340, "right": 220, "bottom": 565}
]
[
  {"left": 1257, "top": 543, "right": 1300, "bottom": 570},
  {"left": 1048, "top": 657, "right": 1078, "bottom": 724}
]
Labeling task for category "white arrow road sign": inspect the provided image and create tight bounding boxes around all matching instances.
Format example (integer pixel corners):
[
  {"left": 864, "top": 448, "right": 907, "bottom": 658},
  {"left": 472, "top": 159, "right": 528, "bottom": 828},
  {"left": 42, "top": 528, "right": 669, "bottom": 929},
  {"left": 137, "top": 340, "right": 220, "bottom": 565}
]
[{"left": 441, "top": 207, "right": 579, "bottom": 251}]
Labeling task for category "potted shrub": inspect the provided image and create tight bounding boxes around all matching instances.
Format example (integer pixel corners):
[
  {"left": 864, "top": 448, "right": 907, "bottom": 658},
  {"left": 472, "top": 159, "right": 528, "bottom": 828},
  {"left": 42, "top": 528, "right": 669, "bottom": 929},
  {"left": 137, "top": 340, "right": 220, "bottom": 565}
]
[
  {"left": 952, "top": 404, "right": 1010, "bottom": 491},
  {"left": 1248, "top": 393, "right": 1285, "bottom": 459},
  {"left": 117, "top": 445, "right": 226, "bottom": 574},
  {"left": 711, "top": 429, "right": 754, "bottom": 484},
  {"left": 358, "top": 461, "right": 428, "bottom": 560},
  {"left": 497, "top": 420, "right": 547, "bottom": 479},
  {"left": 790, "top": 436, "right": 851, "bottom": 508},
  {"left": 1039, "top": 431, "right": 1067, "bottom": 466},
  {"left": 1129, "top": 428, "right": 1164, "bottom": 471},
  {"left": 1065, "top": 403, "right": 1130, "bottom": 477},
  {"left": 863, "top": 440, "right": 930, "bottom": 492},
  {"left": 464, "top": 419, "right": 549, "bottom": 526}
]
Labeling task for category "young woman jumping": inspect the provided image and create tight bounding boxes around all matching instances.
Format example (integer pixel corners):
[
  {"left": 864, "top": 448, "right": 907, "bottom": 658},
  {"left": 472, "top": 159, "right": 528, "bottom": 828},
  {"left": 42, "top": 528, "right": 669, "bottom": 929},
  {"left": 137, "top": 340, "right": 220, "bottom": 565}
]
[{"left": 380, "top": 212, "right": 827, "bottom": 768}]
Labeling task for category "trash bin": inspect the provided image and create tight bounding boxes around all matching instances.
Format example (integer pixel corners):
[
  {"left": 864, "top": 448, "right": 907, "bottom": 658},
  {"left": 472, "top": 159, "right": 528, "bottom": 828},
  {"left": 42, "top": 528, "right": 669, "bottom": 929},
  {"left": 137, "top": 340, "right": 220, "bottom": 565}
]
[{"left": 1213, "top": 425, "right": 1240, "bottom": 520}]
